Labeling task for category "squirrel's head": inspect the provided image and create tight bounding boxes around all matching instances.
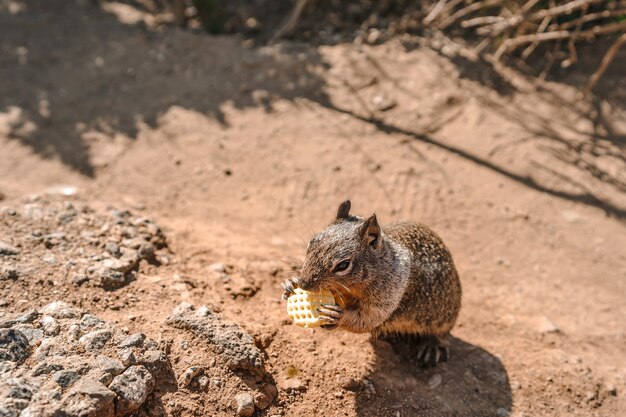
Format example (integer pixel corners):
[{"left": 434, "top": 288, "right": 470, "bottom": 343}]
[{"left": 299, "top": 200, "right": 385, "bottom": 299}]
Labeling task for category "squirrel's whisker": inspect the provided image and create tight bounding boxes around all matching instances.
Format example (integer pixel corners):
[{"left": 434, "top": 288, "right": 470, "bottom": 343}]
[{"left": 335, "top": 281, "right": 355, "bottom": 298}]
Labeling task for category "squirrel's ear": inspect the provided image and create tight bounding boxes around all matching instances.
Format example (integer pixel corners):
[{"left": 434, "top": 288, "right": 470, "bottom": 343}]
[
  {"left": 336, "top": 200, "right": 351, "bottom": 220},
  {"left": 362, "top": 214, "right": 382, "bottom": 250}
]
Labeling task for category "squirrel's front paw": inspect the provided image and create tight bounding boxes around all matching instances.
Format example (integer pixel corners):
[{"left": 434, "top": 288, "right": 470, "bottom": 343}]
[
  {"left": 281, "top": 276, "right": 300, "bottom": 300},
  {"left": 317, "top": 304, "right": 344, "bottom": 330}
]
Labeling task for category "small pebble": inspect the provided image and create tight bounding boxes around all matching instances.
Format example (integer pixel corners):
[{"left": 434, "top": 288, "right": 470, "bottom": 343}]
[
  {"left": 234, "top": 392, "right": 255, "bottom": 417},
  {"left": 178, "top": 366, "right": 203, "bottom": 388},
  {"left": 118, "top": 349, "right": 136, "bottom": 367},
  {"left": 428, "top": 373, "right": 442, "bottom": 389}
]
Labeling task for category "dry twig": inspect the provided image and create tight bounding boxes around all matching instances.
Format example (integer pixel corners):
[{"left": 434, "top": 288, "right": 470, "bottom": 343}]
[
  {"left": 585, "top": 33, "right": 626, "bottom": 93},
  {"left": 271, "top": 0, "right": 311, "bottom": 42}
]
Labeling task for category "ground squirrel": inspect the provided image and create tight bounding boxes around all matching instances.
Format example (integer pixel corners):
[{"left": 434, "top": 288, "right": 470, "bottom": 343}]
[{"left": 282, "top": 200, "right": 462, "bottom": 366}]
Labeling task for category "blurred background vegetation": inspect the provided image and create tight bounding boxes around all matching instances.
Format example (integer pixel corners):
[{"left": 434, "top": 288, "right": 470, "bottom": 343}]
[{"left": 127, "top": 0, "right": 626, "bottom": 89}]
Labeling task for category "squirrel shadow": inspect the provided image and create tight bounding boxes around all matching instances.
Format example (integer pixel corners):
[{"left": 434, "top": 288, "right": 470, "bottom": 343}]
[{"left": 354, "top": 336, "right": 512, "bottom": 417}]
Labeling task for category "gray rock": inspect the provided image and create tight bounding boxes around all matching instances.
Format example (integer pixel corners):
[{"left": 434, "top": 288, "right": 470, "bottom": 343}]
[
  {"left": 0, "top": 329, "right": 30, "bottom": 363},
  {"left": 96, "top": 356, "right": 125, "bottom": 376},
  {"left": 79, "top": 330, "right": 112, "bottom": 350},
  {"left": 40, "top": 316, "right": 60, "bottom": 336},
  {"left": 254, "top": 384, "right": 277, "bottom": 410},
  {"left": 281, "top": 378, "right": 306, "bottom": 392},
  {"left": 98, "top": 372, "right": 113, "bottom": 387},
  {"left": 178, "top": 366, "right": 202, "bottom": 388},
  {"left": 0, "top": 405, "right": 18, "bottom": 417},
  {"left": 197, "top": 375, "right": 209, "bottom": 390},
  {"left": 42, "top": 254, "right": 58, "bottom": 265},
  {"left": 166, "top": 303, "right": 265, "bottom": 378},
  {"left": 0, "top": 266, "right": 19, "bottom": 281},
  {"left": 142, "top": 339, "right": 158, "bottom": 350},
  {"left": 0, "top": 318, "right": 18, "bottom": 329},
  {"left": 0, "top": 311, "right": 38, "bottom": 330},
  {"left": 118, "top": 349, "right": 136, "bottom": 367},
  {"left": 137, "top": 242, "right": 155, "bottom": 260},
  {"left": 0, "top": 240, "right": 20, "bottom": 256},
  {"left": 139, "top": 350, "right": 176, "bottom": 389},
  {"left": 12, "top": 326, "right": 44, "bottom": 345},
  {"left": 4, "top": 399, "right": 29, "bottom": 412},
  {"left": 338, "top": 376, "right": 359, "bottom": 391},
  {"left": 6, "top": 379, "right": 35, "bottom": 400},
  {"left": 109, "top": 365, "right": 155, "bottom": 416},
  {"left": 31, "top": 362, "right": 64, "bottom": 376},
  {"left": 20, "top": 404, "right": 55, "bottom": 416},
  {"left": 17, "top": 310, "right": 39, "bottom": 324},
  {"left": 43, "top": 232, "right": 66, "bottom": 247},
  {"left": 52, "top": 370, "right": 80, "bottom": 388},
  {"left": 67, "top": 324, "right": 81, "bottom": 341},
  {"left": 118, "top": 333, "right": 145, "bottom": 348},
  {"left": 428, "top": 373, "right": 442, "bottom": 389},
  {"left": 95, "top": 269, "right": 125, "bottom": 289},
  {"left": 80, "top": 314, "right": 105, "bottom": 330},
  {"left": 234, "top": 392, "right": 255, "bottom": 417},
  {"left": 41, "top": 301, "right": 81, "bottom": 319},
  {"left": 64, "top": 378, "right": 115, "bottom": 417},
  {"left": 99, "top": 256, "right": 137, "bottom": 273},
  {"left": 92, "top": 255, "right": 138, "bottom": 289},
  {"left": 105, "top": 242, "right": 121, "bottom": 257},
  {"left": 72, "top": 275, "right": 89, "bottom": 286}
]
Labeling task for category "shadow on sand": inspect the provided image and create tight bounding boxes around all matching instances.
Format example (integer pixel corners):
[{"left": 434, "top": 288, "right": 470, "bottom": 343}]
[
  {"left": 1, "top": 0, "right": 624, "bottom": 219},
  {"left": 0, "top": 0, "right": 331, "bottom": 176},
  {"left": 355, "top": 336, "right": 512, "bottom": 417}
]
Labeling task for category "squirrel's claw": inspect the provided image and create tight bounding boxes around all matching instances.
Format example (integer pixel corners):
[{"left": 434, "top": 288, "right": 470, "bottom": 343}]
[
  {"left": 317, "top": 304, "right": 344, "bottom": 330},
  {"left": 281, "top": 277, "right": 299, "bottom": 300},
  {"left": 318, "top": 314, "right": 339, "bottom": 330},
  {"left": 416, "top": 336, "right": 449, "bottom": 368},
  {"left": 317, "top": 304, "right": 344, "bottom": 319}
]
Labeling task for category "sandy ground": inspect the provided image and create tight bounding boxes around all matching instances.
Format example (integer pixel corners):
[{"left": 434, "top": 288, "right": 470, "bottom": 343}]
[{"left": 1, "top": 1, "right": 625, "bottom": 416}]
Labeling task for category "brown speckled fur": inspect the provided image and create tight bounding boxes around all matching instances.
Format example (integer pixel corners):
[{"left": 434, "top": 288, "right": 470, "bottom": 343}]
[
  {"left": 376, "top": 221, "right": 462, "bottom": 337},
  {"left": 295, "top": 201, "right": 461, "bottom": 345}
]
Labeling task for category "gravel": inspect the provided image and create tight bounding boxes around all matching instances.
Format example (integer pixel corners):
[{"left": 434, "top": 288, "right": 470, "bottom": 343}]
[
  {"left": 0, "top": 301, "right": 173, "bottom": 417},
  {"left": 0, "top": 197, "right": 169, "bottom": 292}
]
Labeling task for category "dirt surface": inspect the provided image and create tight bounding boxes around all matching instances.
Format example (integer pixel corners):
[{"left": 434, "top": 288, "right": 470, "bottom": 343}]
[{"left": 1, "top": 1, "right": 625, "bottom": 417}]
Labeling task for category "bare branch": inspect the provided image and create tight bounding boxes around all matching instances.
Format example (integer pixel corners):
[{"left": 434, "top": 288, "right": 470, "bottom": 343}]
[
  {"left": 531, "top": 0, "right": 602, "bottom": 21},
  {"left": 586, "top": 33, "right": 626, "bottom": 93},
  {"left": 271, "top": 0, "right": 311, "bottom": 42},
  {"left": 439, "top": 0, "right": 503, "bottom": 30},
  {"left": 423, "top": 0, "right": 449, "bottom": 26}
]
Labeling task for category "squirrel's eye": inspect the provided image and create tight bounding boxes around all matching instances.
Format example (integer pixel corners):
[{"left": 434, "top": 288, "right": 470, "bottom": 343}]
[{"left": 333, "top": 260, "right": 351, "bottom": 273}]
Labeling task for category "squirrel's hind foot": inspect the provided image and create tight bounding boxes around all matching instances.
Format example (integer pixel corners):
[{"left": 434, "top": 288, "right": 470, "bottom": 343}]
[{"left": 416, "top": 336, "right": 449, "bottom": 368}]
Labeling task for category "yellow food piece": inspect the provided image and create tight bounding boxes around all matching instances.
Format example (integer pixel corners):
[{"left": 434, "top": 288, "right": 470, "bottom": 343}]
[{"left": 286, "top": 288, "right": 336, "bottom": 328}]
